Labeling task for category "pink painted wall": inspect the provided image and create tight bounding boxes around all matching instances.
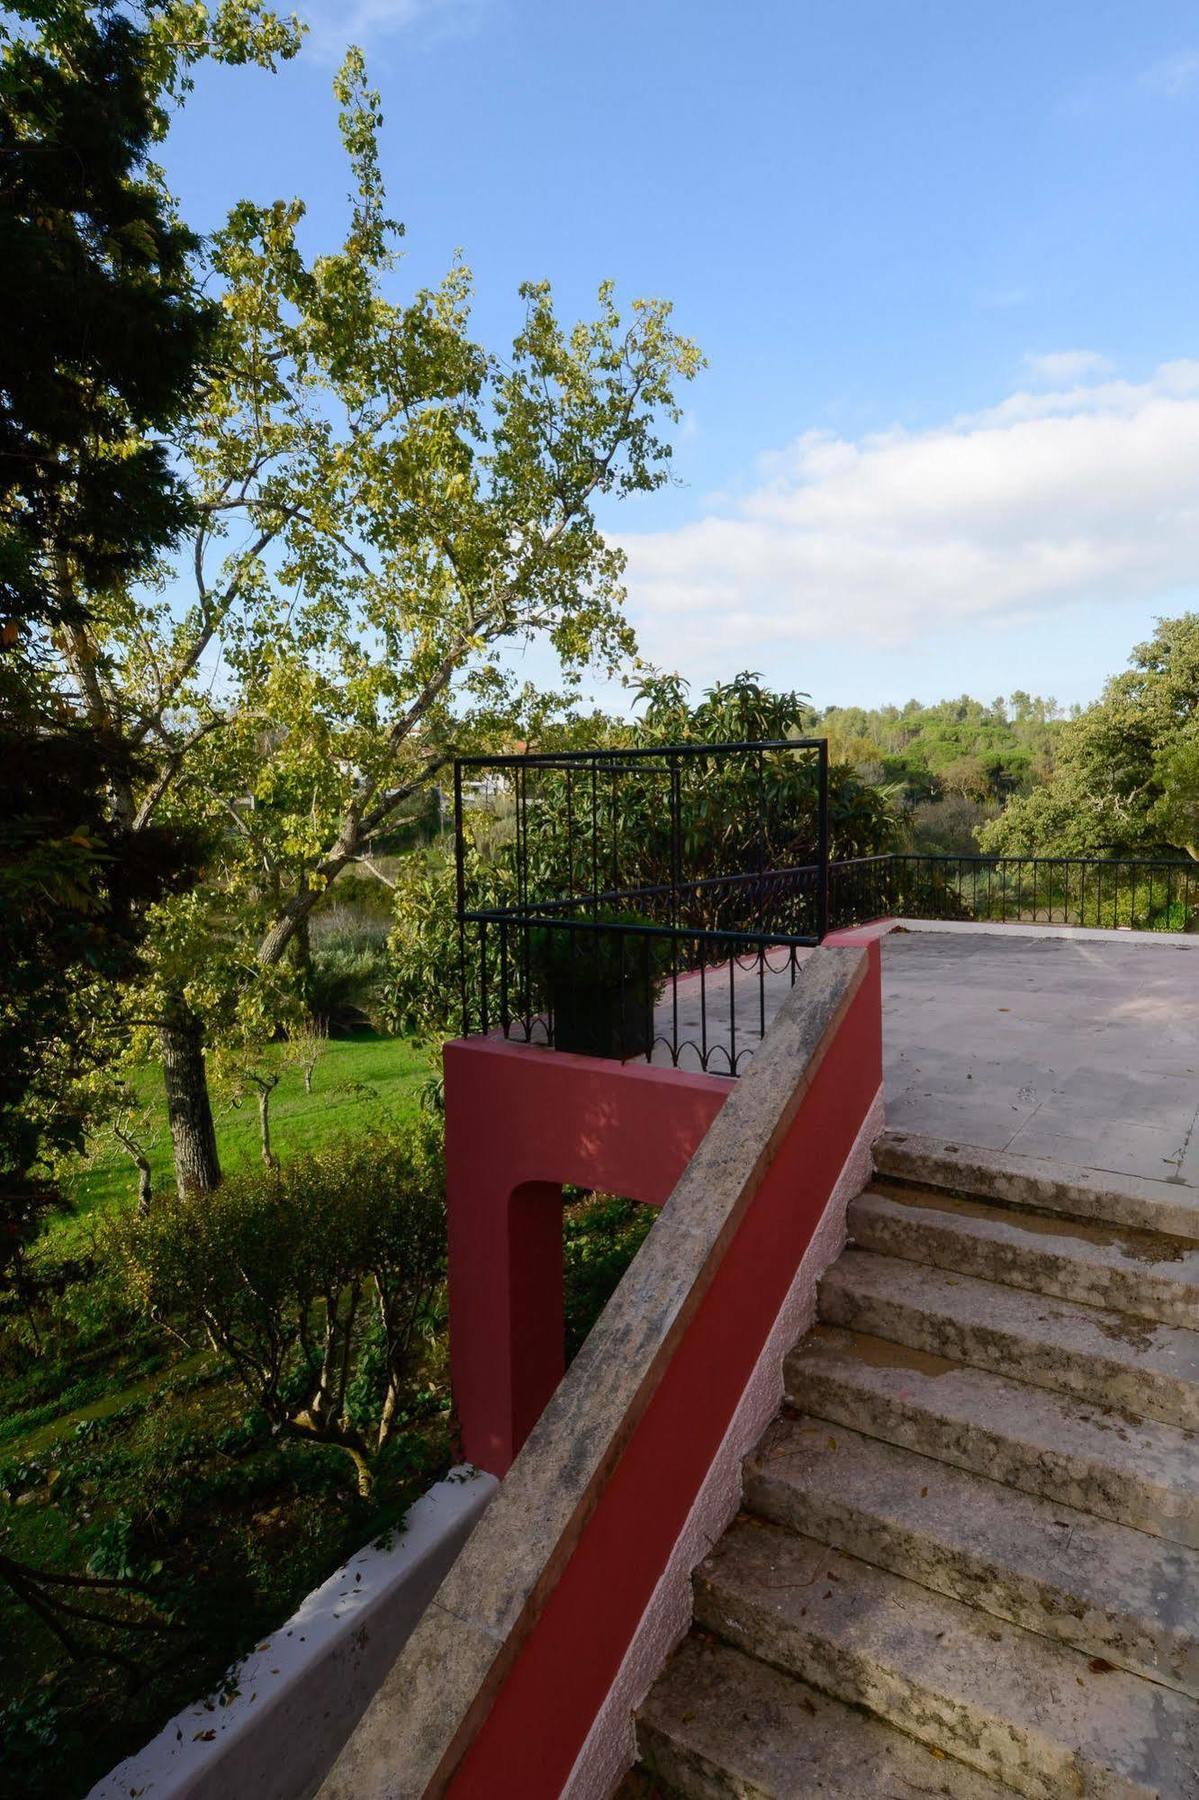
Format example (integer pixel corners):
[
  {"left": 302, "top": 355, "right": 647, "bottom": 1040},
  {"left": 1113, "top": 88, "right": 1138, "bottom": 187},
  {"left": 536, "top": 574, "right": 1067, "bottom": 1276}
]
[{"left": 444, "top": 1040, "right": 733, "bottom": 1475}]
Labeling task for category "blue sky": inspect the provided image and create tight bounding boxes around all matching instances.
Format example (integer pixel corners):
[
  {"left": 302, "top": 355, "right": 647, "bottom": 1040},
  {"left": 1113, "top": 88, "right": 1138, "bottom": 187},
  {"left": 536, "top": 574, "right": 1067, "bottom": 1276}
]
[{"left": 163, "top": 0, "right": 1199, "bottom": 711}]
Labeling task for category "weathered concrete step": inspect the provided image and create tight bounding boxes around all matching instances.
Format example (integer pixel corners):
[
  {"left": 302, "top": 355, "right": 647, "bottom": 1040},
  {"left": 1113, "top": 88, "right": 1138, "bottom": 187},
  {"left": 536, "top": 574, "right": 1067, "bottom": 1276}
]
[
  {"left": 637, "top": 1632, "right": 1010, "bottom": 1799},
  {"left": 745, "top": 1413, "right": 1199, "bottom": 1698},
  {"left": 820, "top": 1248, "right": 1199, "bottom": 1431},
  {"left": 693, "top": 1515, "right": 1199, "bottom": 1800},
  {"left": 851, "top": 1185, "right": 1199, "bottom": 1328},
  {"left": 874, "top": 1131, "right": 1199, "bottom": 1242},
  {"left": 787, "top": 1326, "right": 1199, "bottom": 1547}
]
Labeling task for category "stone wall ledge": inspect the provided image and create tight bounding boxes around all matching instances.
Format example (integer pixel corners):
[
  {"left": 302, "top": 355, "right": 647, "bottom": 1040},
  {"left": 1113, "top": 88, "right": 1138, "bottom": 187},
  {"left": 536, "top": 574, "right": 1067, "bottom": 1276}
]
[{"left": 88, "top": 1465, "right": 497, "bottom": 1800}]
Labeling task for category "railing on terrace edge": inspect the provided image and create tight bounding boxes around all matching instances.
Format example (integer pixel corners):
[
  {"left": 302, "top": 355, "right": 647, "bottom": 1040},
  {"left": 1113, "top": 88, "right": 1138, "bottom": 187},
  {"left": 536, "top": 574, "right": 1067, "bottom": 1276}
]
[
  {"left": 830, "top": 851, "right": 1199, "bottom": 935},
  {"left": 453, "top": 739, "right": 829, "bottom": 1076}
]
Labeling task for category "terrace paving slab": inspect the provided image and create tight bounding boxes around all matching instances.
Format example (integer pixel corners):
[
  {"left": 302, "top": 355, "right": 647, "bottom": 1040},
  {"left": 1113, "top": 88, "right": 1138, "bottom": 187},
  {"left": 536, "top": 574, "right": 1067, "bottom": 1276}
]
[{"left": 879, "top": 928, "right": 1199, "bottom": 1194}]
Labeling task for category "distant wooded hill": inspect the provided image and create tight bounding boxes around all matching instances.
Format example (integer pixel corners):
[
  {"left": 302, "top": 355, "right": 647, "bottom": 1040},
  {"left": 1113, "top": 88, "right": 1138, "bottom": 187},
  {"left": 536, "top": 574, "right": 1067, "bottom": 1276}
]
[{"left": 813, "top": 694, "right": 1072, "bottom": 854}]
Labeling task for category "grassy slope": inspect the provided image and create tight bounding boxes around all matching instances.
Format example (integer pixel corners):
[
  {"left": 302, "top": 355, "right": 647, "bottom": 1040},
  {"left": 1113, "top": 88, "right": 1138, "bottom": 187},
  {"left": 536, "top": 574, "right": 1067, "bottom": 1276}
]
[
  {"left": 3, "top": 1036, "right": 655, "bottom": 1798},
  {"left": 3, "top": 1033, "right": 441, "bottom": 1797},
  {"left": 58, "top": 1032, "right": 433, "bottom": 1242}
]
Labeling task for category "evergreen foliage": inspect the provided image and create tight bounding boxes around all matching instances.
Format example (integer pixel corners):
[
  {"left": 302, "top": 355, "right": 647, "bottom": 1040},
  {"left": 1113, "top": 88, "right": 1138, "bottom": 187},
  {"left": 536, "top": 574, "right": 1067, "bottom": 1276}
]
[{"left": 981, "top": 616, "right": 1199, "bottom": 861}]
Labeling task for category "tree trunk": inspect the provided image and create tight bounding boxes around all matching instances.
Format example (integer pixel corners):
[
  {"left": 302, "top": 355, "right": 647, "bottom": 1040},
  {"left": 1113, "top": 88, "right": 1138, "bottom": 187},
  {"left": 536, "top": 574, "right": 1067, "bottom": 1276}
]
[
  {"left": 258, "top": 1085, "right": 278, "bottom": 1170},
  {"left": 258, "top": 882, "right": 328, "bottom": 968},
  {"left": 114, "top": 1128, "right": 154, "bottom": 1217},
  {"left": 291, "top": 898, "right": 312, "bottom": 989},
  {"left": 159, "top": 1001, "right": 221, "bottom": 1198},
  {"left": 345, "top": 1446, "right": 373, "bottom": 1498}
]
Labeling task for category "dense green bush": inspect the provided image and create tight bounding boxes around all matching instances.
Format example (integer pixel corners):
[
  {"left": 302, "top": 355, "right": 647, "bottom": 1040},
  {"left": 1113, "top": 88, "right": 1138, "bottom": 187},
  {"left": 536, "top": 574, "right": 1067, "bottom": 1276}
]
[
  {"left": 383, "top": 841, "right": 516, "bottom": 1041},
  {"left": 307, "top": 943, "right": 390, "bottom": 1034},
  {"left": 105, "top": 1123, "right": 446, "bottom": 1495},
  {"left": 562, "top": 1192, "right": 656, "bottom": 1361}
]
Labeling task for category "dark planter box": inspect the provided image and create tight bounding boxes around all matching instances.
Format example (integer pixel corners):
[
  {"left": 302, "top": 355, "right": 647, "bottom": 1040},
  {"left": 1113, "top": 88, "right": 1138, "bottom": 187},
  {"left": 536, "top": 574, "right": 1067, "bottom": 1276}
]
[{"left": 551, "top": 979, "right": 655, "bottom": 1060}]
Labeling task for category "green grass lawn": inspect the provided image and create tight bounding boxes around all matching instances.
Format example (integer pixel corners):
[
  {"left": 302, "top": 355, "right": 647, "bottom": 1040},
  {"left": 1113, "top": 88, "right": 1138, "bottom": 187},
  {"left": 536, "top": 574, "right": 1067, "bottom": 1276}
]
[{"left": 57, "top": 1031, "right": 434, "bottom": 1246}]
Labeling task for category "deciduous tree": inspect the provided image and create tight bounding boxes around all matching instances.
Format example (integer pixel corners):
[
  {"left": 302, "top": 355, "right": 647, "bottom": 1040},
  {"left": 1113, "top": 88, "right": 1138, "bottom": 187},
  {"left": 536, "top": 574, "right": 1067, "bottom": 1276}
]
[{"left": 68, "top": 50, "right": 701, "bottom": 1194}]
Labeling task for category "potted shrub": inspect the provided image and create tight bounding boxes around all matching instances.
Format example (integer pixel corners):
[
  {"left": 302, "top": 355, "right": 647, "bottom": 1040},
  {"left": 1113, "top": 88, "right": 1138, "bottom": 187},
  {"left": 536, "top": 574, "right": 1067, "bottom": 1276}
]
[{"left": 528, "top": 910, "right": 671, "bottom": 1060}]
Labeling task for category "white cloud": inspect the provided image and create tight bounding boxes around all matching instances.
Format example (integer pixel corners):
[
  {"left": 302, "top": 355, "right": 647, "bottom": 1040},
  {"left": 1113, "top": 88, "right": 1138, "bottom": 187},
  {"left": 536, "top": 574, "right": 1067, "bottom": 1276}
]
[
  {"left": 1141, "top": 51, "right": 1199, "bottom": 96},
  {"left": 618, "top": 360, "right": 1199, "bottom": 672},
  {"left": 1022, "top": 349, "right": 1112, "bottom": 387},
  {"left": 300, "top": 0, "right": 483, "bottom": 58}
]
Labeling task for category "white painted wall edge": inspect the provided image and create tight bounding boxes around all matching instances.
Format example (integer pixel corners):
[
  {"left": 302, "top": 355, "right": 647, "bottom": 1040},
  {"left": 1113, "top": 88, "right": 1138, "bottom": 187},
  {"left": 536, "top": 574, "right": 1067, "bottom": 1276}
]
[{"left": 88, "top": 1464, "right": 497, "bottom": 1800}]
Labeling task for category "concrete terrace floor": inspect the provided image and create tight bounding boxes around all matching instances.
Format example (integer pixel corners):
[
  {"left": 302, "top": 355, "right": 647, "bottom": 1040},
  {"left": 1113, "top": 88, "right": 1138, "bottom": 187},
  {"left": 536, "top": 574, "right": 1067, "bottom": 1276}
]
[
  {"left": 650, "top": 923, "right": 1199, "bottom": 1193},
  {"left": 882, "top": 926, "right": 1199, "bottom": 1193}
]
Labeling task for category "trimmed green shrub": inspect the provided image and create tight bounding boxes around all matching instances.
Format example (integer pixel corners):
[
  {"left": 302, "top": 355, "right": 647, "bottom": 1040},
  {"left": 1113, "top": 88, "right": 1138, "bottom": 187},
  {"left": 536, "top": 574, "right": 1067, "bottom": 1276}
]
[{"left": 105, "top": 1123, "right": 445, "bottom": 1495}]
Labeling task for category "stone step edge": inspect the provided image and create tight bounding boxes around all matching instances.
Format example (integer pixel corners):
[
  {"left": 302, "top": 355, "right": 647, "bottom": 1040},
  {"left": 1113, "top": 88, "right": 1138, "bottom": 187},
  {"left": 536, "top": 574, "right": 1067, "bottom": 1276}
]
[
  {"left": 874, "top": 1130, "right": 1199, "bottom": 1241},
  {"left": 636, "top": 1632, "right": 1011, "bottom": 1800},
  {"left": 743, "top": 1411, "right": 1199, "bottom": 1699},
  {"left": 695, "top": 1517, "right": 1199, "bottom": 1800},
  {"left": 819, "top": 1248, "right": 1199, "bottom": 1433},
  {"left": 848, "top": 1188, "right": 1199, "bottom": 1326},
  {"left": 785, "top": 1327, "right": 1199, "bottom": 1549}
]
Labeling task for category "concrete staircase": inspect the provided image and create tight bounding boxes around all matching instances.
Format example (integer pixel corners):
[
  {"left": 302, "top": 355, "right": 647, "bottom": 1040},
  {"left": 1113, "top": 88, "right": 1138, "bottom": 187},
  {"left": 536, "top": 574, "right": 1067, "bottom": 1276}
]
[{"left": 630, "top": 1136, "right": 1199, "bottom": 1798}]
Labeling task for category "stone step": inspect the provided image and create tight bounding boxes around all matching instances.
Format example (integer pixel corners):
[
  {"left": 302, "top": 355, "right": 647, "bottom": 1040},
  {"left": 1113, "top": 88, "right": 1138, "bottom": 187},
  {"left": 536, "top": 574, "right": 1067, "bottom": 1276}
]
[
  {"left": 744, "top": 1413, "right": 1199, "bottom": 1697},
  {"left": 850, "top": 1185, "right": 1199, "bottom": 1328},
  {"left": 787, "top": 1326, "right": 1199, "bottom": 1547},
  {"left": 637, "top": 1633, "right": 1011, "bottom": 1800},
  {"left": 873, "top": 1131, "right": 1199, "bottom": 1242},
  {"left": 692, "top": 1515, "right": 1199, "bottom": 1800},
  {"left": 819, "top": 1248, "right": 1199, "bottom": 1431}
]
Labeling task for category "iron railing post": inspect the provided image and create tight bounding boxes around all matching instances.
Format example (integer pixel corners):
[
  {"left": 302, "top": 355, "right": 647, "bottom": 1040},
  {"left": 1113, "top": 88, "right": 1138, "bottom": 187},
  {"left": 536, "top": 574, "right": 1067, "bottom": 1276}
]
[
  {"left": 669, "top": 751, "right": 682, "bottom": 933},
  {"left": 453, "top": 758, "right": 467, "bottom": 1036},
  {"left": 817, "top": 739, "right": 830, "bottom": 939}
]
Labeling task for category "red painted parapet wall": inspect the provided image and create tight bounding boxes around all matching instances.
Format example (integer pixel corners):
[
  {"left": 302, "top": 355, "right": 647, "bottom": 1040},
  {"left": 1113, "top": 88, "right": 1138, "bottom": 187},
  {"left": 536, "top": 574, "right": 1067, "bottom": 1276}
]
[
  {"left": 443, "top": 920, "right": 894, "bottom": 1476},
  {"left": 319, "top": 944, "right": 883, "bottom": 1800},
  {"left": 444, "top": 1041, "right": 734, "bottom": 1475},
  {"left": 450, "top": 948, "right": 882, "bottom": 1797}
]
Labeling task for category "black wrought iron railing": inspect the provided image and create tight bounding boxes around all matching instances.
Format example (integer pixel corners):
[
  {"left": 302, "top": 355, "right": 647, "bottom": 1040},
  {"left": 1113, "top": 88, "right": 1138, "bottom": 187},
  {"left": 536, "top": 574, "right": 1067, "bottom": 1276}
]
[
  {"left": 831, "top": 852, "right": 1199, "bottom": 934},
  {"left": 454, "top": 739, "right": 829, "bottom": 1075},
  {"left": 454, "top": 742, "right": 1198, "bottom": 1076}
]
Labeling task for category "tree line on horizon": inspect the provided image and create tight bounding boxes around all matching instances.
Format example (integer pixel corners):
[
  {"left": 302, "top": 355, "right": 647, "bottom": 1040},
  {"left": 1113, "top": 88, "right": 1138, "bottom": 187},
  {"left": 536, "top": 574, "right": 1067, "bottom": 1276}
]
[{"left": 814, "top": 616, "right": 1199, "bottom": 866}]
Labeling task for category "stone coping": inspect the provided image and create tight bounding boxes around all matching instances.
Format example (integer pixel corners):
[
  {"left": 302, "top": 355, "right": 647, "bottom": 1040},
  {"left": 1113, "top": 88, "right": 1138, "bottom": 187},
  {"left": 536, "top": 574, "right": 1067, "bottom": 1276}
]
[{"left": 318, "top": 945, "right": 868, "bottom": 1800}]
